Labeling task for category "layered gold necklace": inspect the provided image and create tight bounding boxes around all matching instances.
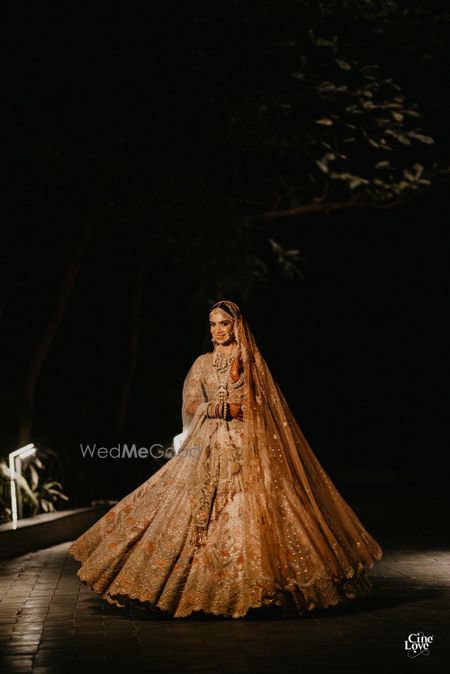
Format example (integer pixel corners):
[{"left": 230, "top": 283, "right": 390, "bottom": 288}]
[{"left": 213, "top": 344, "right": 238, "bottom": 399}]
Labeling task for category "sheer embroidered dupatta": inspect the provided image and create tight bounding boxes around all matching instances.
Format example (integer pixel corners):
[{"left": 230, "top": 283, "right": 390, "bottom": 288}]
[{"left": 210, "top": 301, "right": 383, "bottom": 608}]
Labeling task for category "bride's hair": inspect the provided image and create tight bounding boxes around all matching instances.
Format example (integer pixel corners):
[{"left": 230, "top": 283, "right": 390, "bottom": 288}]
[{"left": 209, "top": 300, "right": 241, "bottom": 319}]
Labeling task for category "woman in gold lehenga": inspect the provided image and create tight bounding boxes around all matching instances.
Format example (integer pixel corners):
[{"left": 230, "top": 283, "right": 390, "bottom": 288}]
[{"left": 69, "top": 299, "right": 383, "bottom": 618}]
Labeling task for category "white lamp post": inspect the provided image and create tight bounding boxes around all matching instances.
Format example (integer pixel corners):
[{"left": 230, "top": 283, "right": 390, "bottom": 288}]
[
  {"left": 8, "top": 443, "right": 37, "bottom": 529},
  {"left": 172, "top": 430, "right": 188, "bottom": 456}
]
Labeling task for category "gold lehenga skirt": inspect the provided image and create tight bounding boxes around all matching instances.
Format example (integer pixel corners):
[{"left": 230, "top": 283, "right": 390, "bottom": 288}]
[{"left": 68, "top": 415, "right": 383, "bottom": 619}]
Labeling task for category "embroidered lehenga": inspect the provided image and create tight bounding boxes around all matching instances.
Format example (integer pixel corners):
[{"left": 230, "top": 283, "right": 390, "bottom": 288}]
[{"left": 68, "top": 300, "right": 383, "bottom": 618}]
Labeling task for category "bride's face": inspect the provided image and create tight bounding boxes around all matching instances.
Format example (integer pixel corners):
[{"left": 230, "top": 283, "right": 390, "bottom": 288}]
[{"left": 209, "top": 309, "right": 235, "bottom": 345}]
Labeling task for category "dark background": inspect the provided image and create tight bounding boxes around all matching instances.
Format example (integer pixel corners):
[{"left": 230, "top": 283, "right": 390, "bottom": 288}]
[{"left": 1, "top": 6, "right": 448, "bottom": 507}]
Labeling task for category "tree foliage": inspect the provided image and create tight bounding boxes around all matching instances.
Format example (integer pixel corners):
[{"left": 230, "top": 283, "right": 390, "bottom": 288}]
[{"left": 3, "top": 1, "right": 449, "bottom": 291}]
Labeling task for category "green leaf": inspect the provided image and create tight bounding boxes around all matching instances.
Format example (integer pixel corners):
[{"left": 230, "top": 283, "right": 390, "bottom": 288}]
[
  {"left": 385, "top": 129, "right": 411, "bottom": 145},
  {"left": 336, "top": 59, "right": 352, "bottom": 70},
  {"left": 29, "top": 465, "right": 40, "bottom": 491},
  {"left": 316, "top": 159, "right": 329, "bottom": 173},
  {"left": 408, "top": 131, "right": 434, "bottom": 144},
  {"left": 330, "top": 172, "right": 370, "bottom": 189}
]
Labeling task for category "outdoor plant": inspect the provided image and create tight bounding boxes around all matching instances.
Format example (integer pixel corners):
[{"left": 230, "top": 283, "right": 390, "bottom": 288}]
[{"left": 0, "top": 448, "right": 69, "bottom": 523}]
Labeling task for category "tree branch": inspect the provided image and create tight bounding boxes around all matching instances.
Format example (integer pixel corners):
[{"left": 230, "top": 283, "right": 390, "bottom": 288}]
[{"left": 251, "top": 185, "right": 434, "bottom": 222}]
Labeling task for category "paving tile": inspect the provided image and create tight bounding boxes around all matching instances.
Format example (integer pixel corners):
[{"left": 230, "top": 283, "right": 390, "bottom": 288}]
[{"left": 0, "top": 500, "right": 448, "bottom": 674}]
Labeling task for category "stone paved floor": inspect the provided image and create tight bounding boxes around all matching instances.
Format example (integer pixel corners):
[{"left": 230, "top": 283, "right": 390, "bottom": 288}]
[
  {"left": 0, "top": 541, "right": 448, "bottom": 673},
  {"left": 1, "top": 484, "right": 449, "bottom": 673}
]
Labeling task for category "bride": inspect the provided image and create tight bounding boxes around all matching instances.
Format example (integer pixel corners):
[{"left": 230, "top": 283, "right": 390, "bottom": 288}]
[{"left": 69, "top": 299, "right": 383, "bottom": 618}]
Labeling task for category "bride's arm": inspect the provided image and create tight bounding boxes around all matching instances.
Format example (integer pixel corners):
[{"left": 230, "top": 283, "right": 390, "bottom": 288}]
[
  {"left": 182, "top": 356, "right": 206, "bottom": 418},
  {"left": 229, "top": 351, "right": 245, "bottom": 419},
  {"left": 230, "top": 351, "right": 243, "bottom": 383}
]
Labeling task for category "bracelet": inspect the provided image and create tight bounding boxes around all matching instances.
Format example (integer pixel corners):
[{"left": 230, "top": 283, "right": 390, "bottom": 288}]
[
  {"left": 230, "top": 372, "right": 244, "bottom": 389},
  {"left": 206, "top": 401, "right": 231, "bottom": 419}
]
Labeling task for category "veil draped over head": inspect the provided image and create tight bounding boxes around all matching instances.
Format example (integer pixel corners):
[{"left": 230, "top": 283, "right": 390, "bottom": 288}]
[{"left": 176, "top": 299, "right": 382, "bottom": 606}]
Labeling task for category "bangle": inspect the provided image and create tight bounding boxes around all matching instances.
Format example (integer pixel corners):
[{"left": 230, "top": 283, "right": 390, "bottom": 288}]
[
  {"left": 207, "top": 401, "right": 231, "bottom": 419},
  {"left": 230, "top": 372, "right": 244, "bottom": 389}
]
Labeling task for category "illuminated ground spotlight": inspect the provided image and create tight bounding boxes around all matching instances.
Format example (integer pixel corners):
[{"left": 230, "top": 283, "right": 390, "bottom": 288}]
[
  {"left": 172, "top": 430, "right": 188, "bottom": 455},
  {"left": 8, "top": 443, "right": 37, "bottom": 529}
]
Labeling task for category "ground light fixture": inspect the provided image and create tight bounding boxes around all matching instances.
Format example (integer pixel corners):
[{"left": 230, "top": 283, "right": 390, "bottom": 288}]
[{"left": 8, "top": 443, "right": 37, "bottom": 529}]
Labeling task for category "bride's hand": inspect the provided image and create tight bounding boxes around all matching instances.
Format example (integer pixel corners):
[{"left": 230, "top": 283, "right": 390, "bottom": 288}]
[{"left": 229, "top": 403, "right": 243, "bottom": 420}]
